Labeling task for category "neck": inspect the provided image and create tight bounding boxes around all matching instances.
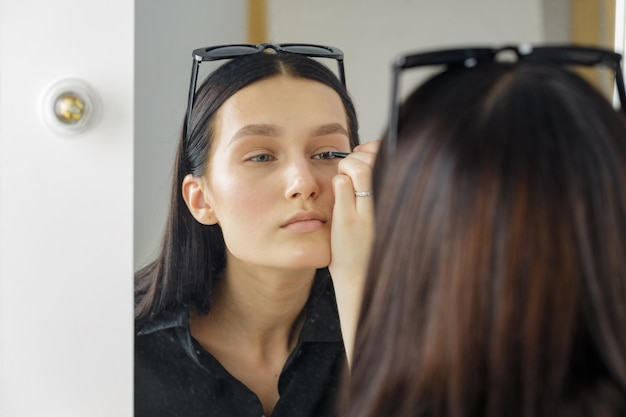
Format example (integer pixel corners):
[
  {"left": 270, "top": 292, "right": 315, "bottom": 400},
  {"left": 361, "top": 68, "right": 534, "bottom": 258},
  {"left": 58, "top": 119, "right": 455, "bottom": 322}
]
[{"left": 193, "top": 262, "right": 317, "bottom": 352}]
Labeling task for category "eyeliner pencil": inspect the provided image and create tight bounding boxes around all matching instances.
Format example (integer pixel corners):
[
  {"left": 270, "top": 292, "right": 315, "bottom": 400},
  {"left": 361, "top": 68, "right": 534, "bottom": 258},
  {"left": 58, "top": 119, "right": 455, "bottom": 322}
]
[{"left": 329, "top": 151, "right": 350, "bottom": 158}]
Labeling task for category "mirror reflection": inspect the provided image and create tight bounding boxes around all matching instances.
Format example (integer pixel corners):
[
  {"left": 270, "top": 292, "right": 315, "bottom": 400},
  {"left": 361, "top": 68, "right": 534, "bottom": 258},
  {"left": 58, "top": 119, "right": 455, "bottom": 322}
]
[{"left": 134, "top": 1, "right": 621, "bottom": 416}]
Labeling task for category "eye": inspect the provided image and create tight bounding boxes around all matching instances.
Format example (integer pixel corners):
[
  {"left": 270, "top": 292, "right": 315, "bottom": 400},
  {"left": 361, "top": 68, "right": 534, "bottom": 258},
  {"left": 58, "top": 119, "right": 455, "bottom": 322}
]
[
  {"left": 248, "top": 153, "right": 275, "bottom": 163},
  {"left": 311, "top": 151, "right": 339, "bottom": 161}
]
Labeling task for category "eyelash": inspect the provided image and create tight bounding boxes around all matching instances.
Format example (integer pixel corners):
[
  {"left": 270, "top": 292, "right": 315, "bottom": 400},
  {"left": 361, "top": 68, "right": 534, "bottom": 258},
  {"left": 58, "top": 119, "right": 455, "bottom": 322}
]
[
  {"left": 311, "top": 151, "right": 341, "bottom": 160},
  {"left": 249, "top": 154, "right": 275, "bottom": 163},
  {"left": 248, "top": 151, "right": 340, "bottom": 163}
]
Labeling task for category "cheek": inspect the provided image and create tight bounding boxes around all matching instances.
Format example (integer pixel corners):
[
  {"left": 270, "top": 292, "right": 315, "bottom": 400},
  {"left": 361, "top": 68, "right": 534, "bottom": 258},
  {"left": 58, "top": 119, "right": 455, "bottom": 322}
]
[
  {"left": 319, "top": 168, "right": 337, "bottom": 198},
  {"left": 209, "top": 170, "right": 274, "bottom": 221}
]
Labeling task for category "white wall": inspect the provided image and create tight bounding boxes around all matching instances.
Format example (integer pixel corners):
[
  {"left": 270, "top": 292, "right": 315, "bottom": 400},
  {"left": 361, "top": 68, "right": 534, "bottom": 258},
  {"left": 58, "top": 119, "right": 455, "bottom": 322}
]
[
  {"left": 134, "top": 0, "right": 247, "bottom": 269},
  {"left": 0, "top": 0, "right": 134, "bottom": 416},
  {"left": 268, "top": 0, "right": 546, "bottom": 141}
]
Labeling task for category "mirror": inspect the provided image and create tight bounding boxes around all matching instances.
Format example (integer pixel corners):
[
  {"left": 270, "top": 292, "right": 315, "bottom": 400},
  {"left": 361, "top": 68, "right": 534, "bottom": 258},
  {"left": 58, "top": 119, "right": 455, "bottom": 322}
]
[{"left": 133, "top": 0, "right": 624, "bottom": 413}]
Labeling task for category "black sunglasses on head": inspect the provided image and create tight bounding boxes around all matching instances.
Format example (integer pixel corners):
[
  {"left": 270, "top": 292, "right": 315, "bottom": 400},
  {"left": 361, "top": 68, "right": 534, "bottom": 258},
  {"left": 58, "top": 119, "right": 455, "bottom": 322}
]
[
  {"left": 387, "top": 44, "right": 626, "bottom": 154},
  {"left": 185, "top": 43, "right": 346, "bottom": 138}
]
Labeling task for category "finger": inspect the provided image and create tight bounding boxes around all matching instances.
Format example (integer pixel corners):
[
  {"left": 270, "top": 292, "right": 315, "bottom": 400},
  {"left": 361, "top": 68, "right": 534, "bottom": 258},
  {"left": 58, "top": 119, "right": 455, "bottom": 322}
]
[
  {"left": 348, "top": 140, "right": 380, "bottom": 166},
  {"left": 341, "top": 150, "right": 377, "bottom": 170},
  {"left": 353, "top": 139, "right": 382, "bottom": 155},
  {"left": 338, "top": 140, "right": 380, "bottom": 181},
  {"left": 337, "top": 157, "right": 373, "bottom": 204},
  {"left": 332, "top": 174, "right": 357, "bottom": 217}
]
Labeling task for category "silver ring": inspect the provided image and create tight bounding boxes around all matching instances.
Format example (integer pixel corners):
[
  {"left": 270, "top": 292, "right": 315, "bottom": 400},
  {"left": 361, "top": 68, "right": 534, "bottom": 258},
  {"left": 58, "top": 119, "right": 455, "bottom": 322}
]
[{"left": 354, "top": 189, "right": 373, "bottom": 197}]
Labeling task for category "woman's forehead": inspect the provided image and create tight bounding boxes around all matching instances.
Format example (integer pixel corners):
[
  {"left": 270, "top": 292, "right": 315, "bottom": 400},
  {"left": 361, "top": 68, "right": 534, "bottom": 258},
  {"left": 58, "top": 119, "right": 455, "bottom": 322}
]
[{"left": 213, "top": 75, "right": 348, "bottom": 140}]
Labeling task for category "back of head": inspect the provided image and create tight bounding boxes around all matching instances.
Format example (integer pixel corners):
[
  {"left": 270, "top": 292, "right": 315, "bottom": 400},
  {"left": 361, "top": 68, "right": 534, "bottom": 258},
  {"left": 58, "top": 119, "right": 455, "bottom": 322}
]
[{"left": 347, "top": 62, "right": 626, "bottom": 417}]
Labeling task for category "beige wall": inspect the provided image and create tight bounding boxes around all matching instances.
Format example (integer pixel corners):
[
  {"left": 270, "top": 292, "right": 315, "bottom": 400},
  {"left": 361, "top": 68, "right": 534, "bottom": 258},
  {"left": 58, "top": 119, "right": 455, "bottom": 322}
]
[{"left": 571, "top": 0, "right": 617, "bottom": 97}]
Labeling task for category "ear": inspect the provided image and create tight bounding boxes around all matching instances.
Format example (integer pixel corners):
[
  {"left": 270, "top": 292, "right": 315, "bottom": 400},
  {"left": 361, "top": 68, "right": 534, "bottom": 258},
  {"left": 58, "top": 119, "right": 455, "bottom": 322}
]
[{"left": 182, "top": 174, "right": 218, "bottom": 225}]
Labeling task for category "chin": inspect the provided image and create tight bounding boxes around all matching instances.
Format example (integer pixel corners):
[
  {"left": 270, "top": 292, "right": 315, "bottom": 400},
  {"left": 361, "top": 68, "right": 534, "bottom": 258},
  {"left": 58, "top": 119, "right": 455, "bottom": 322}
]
[{"left": 287, "top": 252, "right": 331, "bottom": 270}]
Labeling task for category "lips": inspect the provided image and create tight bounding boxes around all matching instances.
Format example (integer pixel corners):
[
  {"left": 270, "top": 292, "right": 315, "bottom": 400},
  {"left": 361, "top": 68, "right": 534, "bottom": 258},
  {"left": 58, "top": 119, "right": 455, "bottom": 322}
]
[{"left": 281, "top": 211, "right": 328, "bottom": 232}]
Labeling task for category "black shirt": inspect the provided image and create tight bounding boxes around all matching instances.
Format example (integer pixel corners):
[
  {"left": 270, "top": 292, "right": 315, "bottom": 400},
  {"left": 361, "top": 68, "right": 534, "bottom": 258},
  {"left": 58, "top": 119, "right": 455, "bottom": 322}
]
[{"left": 135, "top": 269, "right": 347, "bottom": 417}]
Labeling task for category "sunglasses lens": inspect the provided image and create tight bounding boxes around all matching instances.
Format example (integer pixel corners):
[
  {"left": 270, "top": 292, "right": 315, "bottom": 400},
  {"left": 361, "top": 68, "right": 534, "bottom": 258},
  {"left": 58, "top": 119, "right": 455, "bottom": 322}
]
[
  {"left": 281, "top": 45, "right": 338, "bottom": 57},
  {"left": 524, "top": 48, "right": 622, "bottom": 71},
  {"left": 198, "top": 45, "right": 260, "bottom": 60}
]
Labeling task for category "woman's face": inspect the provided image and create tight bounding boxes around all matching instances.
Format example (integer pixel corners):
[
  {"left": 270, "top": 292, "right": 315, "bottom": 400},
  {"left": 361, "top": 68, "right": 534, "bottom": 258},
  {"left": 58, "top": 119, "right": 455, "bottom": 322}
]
[{"left": 202, "top": 75, "right": 351, "bottom": 271}]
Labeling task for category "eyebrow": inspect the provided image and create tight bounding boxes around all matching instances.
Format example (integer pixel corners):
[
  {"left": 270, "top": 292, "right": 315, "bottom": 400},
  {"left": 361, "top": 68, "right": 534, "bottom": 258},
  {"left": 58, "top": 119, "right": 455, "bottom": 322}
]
[
  {"left": 231, "top": 124, "right": 281, "bottom": 143},
  {"left": 230, "top": 122, "right": 349, "bottom": 144},
  {"left": 311, "top": 123, "right": 349, "bottom": 137}
]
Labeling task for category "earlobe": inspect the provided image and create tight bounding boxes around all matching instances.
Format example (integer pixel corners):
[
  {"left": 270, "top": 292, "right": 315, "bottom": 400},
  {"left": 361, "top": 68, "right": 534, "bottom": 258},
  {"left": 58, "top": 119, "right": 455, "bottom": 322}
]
[{"left": 182, "top": 174, "right": 218, "bottom": 225}]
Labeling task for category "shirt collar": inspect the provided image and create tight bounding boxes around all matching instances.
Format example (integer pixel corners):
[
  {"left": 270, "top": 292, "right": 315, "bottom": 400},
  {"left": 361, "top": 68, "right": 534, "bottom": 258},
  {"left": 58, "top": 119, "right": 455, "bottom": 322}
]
[
  {"left": 136, "top": 304, "right": 188, "bottom": 335},
  {"left": 136, "top": 268, "right": 343, "bottom": 344}
]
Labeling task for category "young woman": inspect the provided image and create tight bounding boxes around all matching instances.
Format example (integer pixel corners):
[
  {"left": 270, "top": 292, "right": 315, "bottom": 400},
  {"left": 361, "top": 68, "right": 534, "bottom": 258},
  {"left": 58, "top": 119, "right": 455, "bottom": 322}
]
[
  {"left": 135, "top": 44, "right": 378, "bottom": 417},
  {"left": 344, "top": 46, "right": 626, "bottom": 417}
]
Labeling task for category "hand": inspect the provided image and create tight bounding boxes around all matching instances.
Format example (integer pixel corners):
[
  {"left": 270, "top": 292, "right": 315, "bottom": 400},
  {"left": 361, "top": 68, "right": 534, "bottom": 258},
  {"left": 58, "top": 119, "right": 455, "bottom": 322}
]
[{"left": 328, "top": 139, "right": 380, "bottom": 364}]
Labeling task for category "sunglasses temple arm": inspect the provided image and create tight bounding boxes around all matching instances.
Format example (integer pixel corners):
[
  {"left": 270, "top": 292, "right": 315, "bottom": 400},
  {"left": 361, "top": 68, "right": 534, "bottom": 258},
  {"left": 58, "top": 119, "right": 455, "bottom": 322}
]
[
  {"left": 387, "top": 65, "right": 401, "bottom": 156},
  {"left": 185, "top": 59, "right": 200, "bottom": 138},
  {"left": 338, "top": 60, "right": 346, "bottom": 87},
  {"left": 614, "top": 66, "right": 626, "bottom": 112}
]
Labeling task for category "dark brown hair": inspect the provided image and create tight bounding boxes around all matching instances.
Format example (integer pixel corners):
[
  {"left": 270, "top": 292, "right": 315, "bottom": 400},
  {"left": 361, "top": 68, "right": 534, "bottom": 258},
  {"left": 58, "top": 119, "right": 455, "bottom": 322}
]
[
  {"left": 344, "top": 63, "right": 626, "bottom": 417},
  {"left": 135, "top": 52, "right": 359, "bottom": 324}
]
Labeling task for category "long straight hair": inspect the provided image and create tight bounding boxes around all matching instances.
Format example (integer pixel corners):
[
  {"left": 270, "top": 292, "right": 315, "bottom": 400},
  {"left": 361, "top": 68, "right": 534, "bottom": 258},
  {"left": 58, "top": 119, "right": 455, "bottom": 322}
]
[
  {"left": 135, "top": 52, "right": 359, "bottom": 324},
  {"left": 344, "top": 63, "right": 626, "bottom": 417}
]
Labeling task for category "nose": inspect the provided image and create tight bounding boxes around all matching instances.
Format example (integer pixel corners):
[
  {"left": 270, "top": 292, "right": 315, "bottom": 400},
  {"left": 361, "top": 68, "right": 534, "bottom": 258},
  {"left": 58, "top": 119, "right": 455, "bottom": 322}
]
[{"left": 284, "top": 158, "right": 320, "bottom": 200}]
